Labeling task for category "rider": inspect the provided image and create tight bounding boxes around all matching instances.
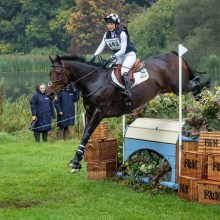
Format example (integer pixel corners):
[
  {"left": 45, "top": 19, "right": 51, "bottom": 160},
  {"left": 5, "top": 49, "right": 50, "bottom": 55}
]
[{"left": 90, "top": 13, "right": 137, "bottom": 99}]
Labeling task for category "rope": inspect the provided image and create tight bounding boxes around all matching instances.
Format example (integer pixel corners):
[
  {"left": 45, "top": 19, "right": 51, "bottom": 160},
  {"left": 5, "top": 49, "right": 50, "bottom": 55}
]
[{"left": 0, "top": 112, "right": 84, "bottom": 136}]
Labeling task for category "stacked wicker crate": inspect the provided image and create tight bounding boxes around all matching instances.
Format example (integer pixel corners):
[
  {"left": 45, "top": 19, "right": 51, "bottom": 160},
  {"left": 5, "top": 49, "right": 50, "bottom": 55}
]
[
  {"left": 178, "top": 131, "right": 220, "bottom": 204},
  {"left": 84, "top": 122, "right": 118, "bottom": 180}
]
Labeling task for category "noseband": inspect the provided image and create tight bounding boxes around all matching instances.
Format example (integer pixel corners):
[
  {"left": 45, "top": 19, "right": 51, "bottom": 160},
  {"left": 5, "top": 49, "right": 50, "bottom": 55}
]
[{"left": 48, "top": 63, "right": 68, "bottom": 87}]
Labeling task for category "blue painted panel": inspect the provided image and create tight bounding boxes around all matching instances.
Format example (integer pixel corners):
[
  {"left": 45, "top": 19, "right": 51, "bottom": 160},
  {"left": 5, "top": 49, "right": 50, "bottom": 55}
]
[{"left": 124, "top": 138, "right": 176, "bottom": 157}]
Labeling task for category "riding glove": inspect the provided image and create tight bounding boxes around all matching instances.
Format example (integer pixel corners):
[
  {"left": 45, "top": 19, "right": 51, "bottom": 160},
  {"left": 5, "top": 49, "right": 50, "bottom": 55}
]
[
  {"left": 106, "top": 54, "right": 117, "bottom": 63},
  {"left": 89, "top": 55, "right": 97, "bottom": 63}
]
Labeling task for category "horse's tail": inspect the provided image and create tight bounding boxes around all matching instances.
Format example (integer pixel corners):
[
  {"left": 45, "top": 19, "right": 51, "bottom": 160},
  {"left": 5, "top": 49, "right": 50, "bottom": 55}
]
[{"left": 171, "top": 51, "right": 210, "bottom": 100}]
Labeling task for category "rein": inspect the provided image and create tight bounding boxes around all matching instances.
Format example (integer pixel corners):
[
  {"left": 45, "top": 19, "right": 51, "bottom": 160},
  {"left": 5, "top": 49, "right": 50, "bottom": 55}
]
[{"left": 50, "top": 60, "right": 114, "bottom": 98}]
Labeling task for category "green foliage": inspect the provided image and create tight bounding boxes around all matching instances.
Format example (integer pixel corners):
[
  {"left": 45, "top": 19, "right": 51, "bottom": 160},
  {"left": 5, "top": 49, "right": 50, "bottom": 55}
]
[
  {"left": 0, "top": 79, "right": 5, "bottom": 114},
  {"left": 127, "top": 93, "right": 179, "bottom": 124},
  {"left": 0, "top": 0, "right": 72, "bottom": 53},
  {"left": 183, "top": 88, "right": 220, "bottom": 137},
  {"left": 129, "top": 0, "right": 179, "bottom": 59},
  {"left": 0, "top": 54, "right": 50, "bottom": 72},
  {"left": 0, "top": 42, "right": 12, "bottom": 54},
  {"left": 66, "top": 0, "right": 142, "bottom": 53},
  {"left": 0, "top": 95, "right": 31, "bottom": 133},
  {"left": 199, "top": 55, "right": 220, "bottom": 87},
  {"left": 30, "top": 46, "right": 61, "bottom": 55},
  {"left": 168, "top": 0, "right": 220, "bottom": 66},
  {"left": 120, "top": 150, "right": 171, "bottom": 181}
]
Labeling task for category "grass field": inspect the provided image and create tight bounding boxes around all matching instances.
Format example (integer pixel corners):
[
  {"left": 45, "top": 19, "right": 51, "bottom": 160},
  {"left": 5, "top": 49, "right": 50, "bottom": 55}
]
[{"left": 0, "top": 133, "right": 219, "bottom": 220}]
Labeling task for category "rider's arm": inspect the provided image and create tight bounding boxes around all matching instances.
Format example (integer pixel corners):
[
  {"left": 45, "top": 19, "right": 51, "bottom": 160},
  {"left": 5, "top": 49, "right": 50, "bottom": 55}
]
[
  {"left": 94, "top": 33, "right": 107, "bottom": 56},
  {"left": 114, "top": 31, "right": 127, "bottom": 58}
]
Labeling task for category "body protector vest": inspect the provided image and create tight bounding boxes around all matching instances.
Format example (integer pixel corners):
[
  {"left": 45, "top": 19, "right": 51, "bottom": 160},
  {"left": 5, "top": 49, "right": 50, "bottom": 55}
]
[{"left": 105, "top": 27, "right": 136, "bottom": 54}]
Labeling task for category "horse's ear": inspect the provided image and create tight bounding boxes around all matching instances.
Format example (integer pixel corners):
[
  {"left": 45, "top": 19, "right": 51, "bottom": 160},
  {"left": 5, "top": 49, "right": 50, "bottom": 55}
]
[
  {"left": 49, "top": 55, "right": 54, "bottom": 64},
  {"left": 56, "top": 55, "right": 62, "bottom": 64}
]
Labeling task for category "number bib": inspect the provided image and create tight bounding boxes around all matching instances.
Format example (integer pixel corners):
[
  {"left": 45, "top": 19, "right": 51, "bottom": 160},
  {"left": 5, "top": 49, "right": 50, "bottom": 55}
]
[{"left": 105, "top": 38, "right": 121, "bottom": 50}]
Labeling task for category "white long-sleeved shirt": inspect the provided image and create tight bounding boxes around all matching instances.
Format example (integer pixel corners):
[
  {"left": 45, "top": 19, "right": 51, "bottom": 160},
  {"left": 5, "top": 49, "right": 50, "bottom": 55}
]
[{"left": 94, "top": 31, "right": 127, "bottom": 58}]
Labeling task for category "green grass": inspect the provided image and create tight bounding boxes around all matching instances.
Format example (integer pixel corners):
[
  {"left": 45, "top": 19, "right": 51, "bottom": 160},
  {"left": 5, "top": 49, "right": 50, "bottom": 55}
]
[{"left": 0, "top": 134, "right": 219, "bottom": 220}]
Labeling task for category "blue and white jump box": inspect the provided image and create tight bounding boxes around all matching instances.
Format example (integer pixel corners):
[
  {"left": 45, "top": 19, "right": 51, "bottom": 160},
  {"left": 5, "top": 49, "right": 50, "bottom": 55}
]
[{"left": 123, "top": 118, "right": 180, "bottom": 189}]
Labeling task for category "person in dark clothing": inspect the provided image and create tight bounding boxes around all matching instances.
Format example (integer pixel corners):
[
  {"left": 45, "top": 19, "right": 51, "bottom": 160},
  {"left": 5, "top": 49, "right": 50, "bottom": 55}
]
[
  {"left": 54, "top": 84, "right": 80, "bottom": 140},
  {"left": 30, "top": 83, "right": 55, "bottom": 142}
]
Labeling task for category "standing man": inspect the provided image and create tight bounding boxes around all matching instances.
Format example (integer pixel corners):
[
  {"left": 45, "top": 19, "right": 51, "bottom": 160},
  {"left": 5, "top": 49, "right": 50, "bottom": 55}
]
[
  {"left": 30, "top": 83, "right": 55, "bottom": 142},
  {"left": 54, "top": 84, "right": 80, "bottom": 140}
]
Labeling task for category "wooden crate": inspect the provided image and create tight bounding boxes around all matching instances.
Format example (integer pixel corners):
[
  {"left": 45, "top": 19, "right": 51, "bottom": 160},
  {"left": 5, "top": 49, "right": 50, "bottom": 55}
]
[
  {"left": 178, "top": 176, "right": 198, "bottom": 201},
  {"left": 84, "top": 138, "right": 118, "bottom": 162},
  {"left": 176, "top": 141, "right": 198, "bottom": 180},
  {"left": 199, "top": 131, "right": 220, "bottom": 154},
  {"left": 86, "top": 161, "right": 117, "bottom": 180},
  {"left": 197, "top": 180, "right": 220, "bottom": 204},
  {"left": 90, "top": 122, "right": 108, "bottom": 141},
  {"left": 181, "top": 151, "right": 208, "bottom": 179},
  {"left": 208, "top": 154, "right": 220, "bottom": 181}
]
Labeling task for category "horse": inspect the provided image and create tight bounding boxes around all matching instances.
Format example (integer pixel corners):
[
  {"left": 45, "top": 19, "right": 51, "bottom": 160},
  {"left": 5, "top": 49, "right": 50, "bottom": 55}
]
[{"left": 47, "top": 52, "right": 205, "bottom": 173}]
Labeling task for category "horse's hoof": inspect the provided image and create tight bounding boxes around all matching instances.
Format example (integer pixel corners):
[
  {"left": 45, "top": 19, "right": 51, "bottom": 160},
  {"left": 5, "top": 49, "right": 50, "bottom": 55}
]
[
  {"left": 71, "top": 168, "right": 80, "bottom": 173},
  {"left": 68, "top": 161, "right": 82, "bottom": 173},
  {"left": 68, "top": 162, "right": 74, "bottom": 168}
]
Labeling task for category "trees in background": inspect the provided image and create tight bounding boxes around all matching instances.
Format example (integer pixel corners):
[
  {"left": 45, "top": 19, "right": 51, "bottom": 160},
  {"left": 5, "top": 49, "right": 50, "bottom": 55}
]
[
  {"left": 0, "top": 0, "right": 73, "bottom": 53},
  {"left": 129, "top": 0, "right": 220, "bottom": 85},
  {"left": 66, "top": 0, "right": 141, "bottom": 53},
  {"left": 0, "top": 0, "right": 219, "bottom": 85}
]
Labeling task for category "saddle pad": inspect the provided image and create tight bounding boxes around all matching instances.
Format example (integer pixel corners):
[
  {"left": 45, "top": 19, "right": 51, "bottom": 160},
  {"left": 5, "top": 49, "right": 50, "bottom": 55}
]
[{"left": 111, "top": 68, "right": 149, "bottom": 89}]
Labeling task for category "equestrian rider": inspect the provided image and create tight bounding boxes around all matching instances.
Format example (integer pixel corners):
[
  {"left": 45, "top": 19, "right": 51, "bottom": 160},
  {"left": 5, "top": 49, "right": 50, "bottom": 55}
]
[{"left": 90, "top": 13, "right": 137, "bottom": 99}]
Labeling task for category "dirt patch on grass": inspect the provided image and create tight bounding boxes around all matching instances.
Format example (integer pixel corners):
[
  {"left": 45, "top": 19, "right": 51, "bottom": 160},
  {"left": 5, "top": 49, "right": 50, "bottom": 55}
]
[{"left": 0, "top": 200, "right": 40, "bottom": 209}]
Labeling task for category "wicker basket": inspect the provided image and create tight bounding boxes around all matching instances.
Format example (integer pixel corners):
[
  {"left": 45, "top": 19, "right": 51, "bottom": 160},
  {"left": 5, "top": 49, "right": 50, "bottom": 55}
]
[
  {"left": 198, "top": 131, "right": 220, "bottom": 154},
  {"left": 208, "top": 154, "right": 220, "bottom": 181},
  {"left": 176, "top": 141, "right": 198, "bottom": 180},
  {"left": 178, "top": 176, "right": 198, "bottom": 201},
  {"left": 197, "top": 180, "right": 220, "bottom": 204},
  {"left": 86, "top": 160, "right": 117, "bottom": 180},
  {"left": 90, "top": 122, "right": 108, "bottom": 141},
  {"left": 84, "top": 138, "right": 118, "bottom": 162},
  {"left": 181, "top": 151, "right": 208, "bottom": 179}
]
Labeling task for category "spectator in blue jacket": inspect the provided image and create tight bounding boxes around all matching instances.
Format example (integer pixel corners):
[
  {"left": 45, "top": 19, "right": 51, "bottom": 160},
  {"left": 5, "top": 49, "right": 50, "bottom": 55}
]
[
  {"left": 54, "top": 84, "right": 80, "bottom": 140},
  {"left": 30, "top": 83, "right": 55, "bottom": 142}
]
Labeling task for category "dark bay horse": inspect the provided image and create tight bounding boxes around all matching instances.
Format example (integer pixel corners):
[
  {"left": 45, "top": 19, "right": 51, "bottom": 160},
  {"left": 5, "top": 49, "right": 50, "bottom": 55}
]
[{"left": 47, "top": 52, "right": 203, "bottom": 172}]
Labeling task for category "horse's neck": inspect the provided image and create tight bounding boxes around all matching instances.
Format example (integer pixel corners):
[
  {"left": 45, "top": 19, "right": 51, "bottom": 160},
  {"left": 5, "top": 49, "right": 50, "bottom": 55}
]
[{"left": 68, "top": 62, "right": 107, "bottom": 92}]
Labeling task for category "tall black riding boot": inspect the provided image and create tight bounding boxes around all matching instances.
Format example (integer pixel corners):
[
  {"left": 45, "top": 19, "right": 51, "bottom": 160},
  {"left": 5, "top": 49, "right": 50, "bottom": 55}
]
[
  {"left": 34, "top": 131, "right": 40, "bottom": 142},
  {"left": 122, "top": 72, "right": 132, "bottom": 99}
]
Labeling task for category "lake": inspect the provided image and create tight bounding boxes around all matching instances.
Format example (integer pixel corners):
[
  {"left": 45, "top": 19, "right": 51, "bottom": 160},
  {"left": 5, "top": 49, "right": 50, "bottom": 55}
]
[{"left": 0, "top": 71, "right": 49, "bottom": 99}]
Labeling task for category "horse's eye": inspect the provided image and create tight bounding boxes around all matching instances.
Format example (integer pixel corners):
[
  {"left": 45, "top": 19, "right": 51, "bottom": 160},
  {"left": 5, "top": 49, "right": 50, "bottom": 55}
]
[{"left": 48, "top": 81, "right": 52, "bottom": 86}]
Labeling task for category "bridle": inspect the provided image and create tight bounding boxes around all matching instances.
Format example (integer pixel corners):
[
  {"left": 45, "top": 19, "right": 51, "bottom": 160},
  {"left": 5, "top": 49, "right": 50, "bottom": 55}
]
[{"left": 49, "top": 59, "right": 112, "bottom": 88}]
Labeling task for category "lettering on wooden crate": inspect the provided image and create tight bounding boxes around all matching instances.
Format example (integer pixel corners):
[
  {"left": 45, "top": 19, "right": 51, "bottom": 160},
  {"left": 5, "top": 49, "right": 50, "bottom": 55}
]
[
  {"left": 184, "top": 159, "right": 197, "bottom": 169},
  {"left": 204, "top": 190, "right": 220, "bottom": 201},
  {"left": 179, "top": 184, "right": 189, "bottom": 194},
  {"left": 205, "top": 139, "right": 218, "bottom": 147},
  {"left": 213, "top": 162, "right": 220, "bottom": 171}
]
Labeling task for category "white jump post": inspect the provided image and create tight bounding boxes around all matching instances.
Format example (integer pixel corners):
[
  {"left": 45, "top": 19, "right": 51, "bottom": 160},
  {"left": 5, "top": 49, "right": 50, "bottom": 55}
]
[
  {"left": 122, "top": 114, "right": 126, "bottom": 163},
  {"left": 178, "top": 44, "right": 188, "bottom": 176}
]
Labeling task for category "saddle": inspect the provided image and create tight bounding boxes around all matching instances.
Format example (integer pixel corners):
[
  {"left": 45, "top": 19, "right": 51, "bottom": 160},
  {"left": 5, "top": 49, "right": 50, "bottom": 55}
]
[{"left": 114, "top": 59, "right": 145, "bottom": 85}]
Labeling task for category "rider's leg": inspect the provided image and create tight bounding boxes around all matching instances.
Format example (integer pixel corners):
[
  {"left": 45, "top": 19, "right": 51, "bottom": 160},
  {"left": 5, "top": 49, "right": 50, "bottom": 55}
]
[{"left": 121, "top": 52, "right": 136, "bottom": 98}]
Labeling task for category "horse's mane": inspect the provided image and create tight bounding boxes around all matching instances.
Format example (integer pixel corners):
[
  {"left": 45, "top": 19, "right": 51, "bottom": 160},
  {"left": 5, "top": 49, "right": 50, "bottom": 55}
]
[{"left": 59, "top": 54, "right": 105, "bottom": 67}]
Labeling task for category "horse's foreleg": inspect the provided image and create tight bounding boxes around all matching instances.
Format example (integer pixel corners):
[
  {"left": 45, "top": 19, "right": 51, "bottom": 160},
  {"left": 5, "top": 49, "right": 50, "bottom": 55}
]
[{"left": 69, "top": 109, "right": 102, "bottom": 173}]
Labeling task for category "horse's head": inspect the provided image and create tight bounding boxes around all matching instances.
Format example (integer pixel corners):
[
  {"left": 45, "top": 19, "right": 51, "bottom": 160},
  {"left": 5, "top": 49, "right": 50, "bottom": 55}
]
[{"left": 47, "top": 55, "right": 71, "bottom": 100}]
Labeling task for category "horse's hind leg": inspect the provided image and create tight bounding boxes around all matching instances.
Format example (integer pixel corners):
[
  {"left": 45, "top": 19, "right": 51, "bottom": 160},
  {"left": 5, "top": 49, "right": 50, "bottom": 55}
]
[{"left": 69, "top": 109, "right": 103, "bottom": 173}]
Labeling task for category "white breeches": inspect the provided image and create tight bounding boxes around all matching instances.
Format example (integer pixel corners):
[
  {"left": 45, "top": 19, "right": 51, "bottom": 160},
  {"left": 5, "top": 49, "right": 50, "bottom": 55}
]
[{"left": 116, "top": 52, "right": 136, "bottom": 76}]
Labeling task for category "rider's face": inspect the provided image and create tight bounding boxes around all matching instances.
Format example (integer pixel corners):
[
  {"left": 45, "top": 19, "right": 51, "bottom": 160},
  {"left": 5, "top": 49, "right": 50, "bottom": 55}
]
[{"left": 107, "top": 23, "right": 116, "bottom": 32}]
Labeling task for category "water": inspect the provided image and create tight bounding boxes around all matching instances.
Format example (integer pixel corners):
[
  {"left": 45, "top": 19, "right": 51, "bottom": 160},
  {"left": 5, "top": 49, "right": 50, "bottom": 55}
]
[{"left": 0, "top": 71, "right": 49, "bottom": 99}]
